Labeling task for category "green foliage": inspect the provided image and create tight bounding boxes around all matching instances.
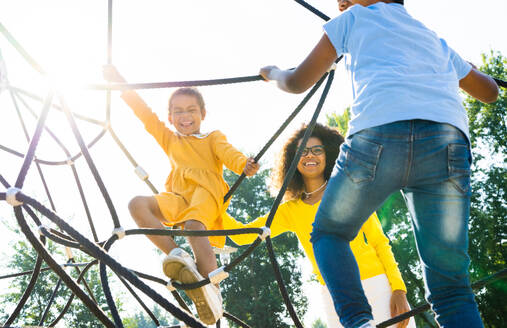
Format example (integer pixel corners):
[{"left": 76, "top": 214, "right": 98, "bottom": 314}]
[
  {"left": 311, "top": 317, "right": 327, "bottom": 328},
  {"left": 222, "top": 169, "right": 307, "bottom": 327},
  {"left": 123, "top": 306, "right": 177, "bottom": 328},
  {"left": 326, "top": 108, "right": 350, "bottom": 136},
  {"left": 0, "top": 226, "right": 122, "bottom": 327},
  {"left": 325, "top": 50, "right": 507, "bottom": 328},
  {"left": 464, "top": 51, "right": 506, "bottom": 328}
]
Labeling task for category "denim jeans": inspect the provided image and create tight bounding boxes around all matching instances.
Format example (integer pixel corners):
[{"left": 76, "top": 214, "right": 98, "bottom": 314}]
[{"left": 311, "top": 120, "right": 483, "bottom": 328}]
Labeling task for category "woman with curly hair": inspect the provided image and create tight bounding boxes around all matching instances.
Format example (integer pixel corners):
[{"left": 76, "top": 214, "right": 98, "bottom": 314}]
[{"left": 223, "top": 123, "right": 414, "bottom": 328}]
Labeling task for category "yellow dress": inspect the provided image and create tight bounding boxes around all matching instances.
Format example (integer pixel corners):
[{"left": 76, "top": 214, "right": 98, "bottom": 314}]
[
  {"left": 121, "top": 91, "right": 247, "bottom": 247},
  {"left": 223, "top": 199, "right": 406, "bottom": 292}
]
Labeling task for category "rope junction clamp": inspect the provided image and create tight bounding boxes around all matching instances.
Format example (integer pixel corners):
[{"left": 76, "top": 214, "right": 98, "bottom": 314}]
[
  {"left": 66, "top": 156, "right": 74, "bottom": 166},
  {"left": 135, "top": 166, "right": 149, "bottom": 181},
  {"left": 38, "top": 224, "right": 51, "bottom": 236},
  {"left": 65, "top": 247, "right": 74, "bottom": 260},
  {"left": 6, "top": 187, "right": 23, "bottom": 206},
  {"left": 327, "top": 63, "right": 337, "bottom": 72},
  {"left": 112, "top": 227, "right": 126, "bottom": 240},
  {"left": 166, "top": 280, "right": 176, "bottom": 292},
  {"left": 260, "top": 226, "right": 271, "bottom": 241},
  {"left": 208, "top": 266, "right": 229, "bottom": 285}
]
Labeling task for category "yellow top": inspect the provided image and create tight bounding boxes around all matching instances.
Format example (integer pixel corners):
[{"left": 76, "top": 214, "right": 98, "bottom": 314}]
[
  {"left": 121, "top": 91, "right": 247, "bottom": 245},
  {"left": 223, "top": 199, "right": 406, "bottom": 292}
]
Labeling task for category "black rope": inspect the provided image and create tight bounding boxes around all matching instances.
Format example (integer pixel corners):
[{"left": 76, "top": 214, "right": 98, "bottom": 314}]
[
  {"left": 15, "top": 193, "right": 205, "bottom": 327},
  {"left": 376, "top": 268, "right": 507, "bottom": 328},
  {"left": 118, "top": 275, "right": 161, "bottom": 327},
  {"left": 0, "top": 127, "right": 109, "bottom": 166},
  {"left": 48, "top": 260, "right": 99, "bottom": 327},
  {"left": 86, "top": 74, "right": 264, "bottom": 91},
  {"left": 59, "top": 94, "right": 121, "bottom": 229},
  {"left": 12, "top": 86, "right": 106, "bottom": 125},
  {"left": 38, "top": 269, "right": 65, "bottom": 326},
  {"left": 494, "top": 77, "right": 507, "bottom": 88},
  {"left": 293, "top": 0, "right": 331, "bottom": 21},
  {"left": 266, "top": 70, "right": 334, "bottom": 229},
  {"left": 223, "top": 311, "right": 252, "bottom": 328},
  {"left": 14, "top": 91, "right": 53, "bottom": 189},
  {"left": 12, "top": 205, "right": 116, "bottom": 327},
  {"left": 224, "top": 71, "right": 330, "bottom": 202}
]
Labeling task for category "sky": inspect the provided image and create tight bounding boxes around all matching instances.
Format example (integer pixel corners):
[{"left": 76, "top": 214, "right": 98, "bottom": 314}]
[{"left": 0, "top": 0, "right": 506, "bottom": 326}]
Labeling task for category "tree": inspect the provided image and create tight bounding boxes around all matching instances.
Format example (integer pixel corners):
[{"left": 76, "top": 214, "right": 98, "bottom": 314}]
[
  {"left": 0, "top": 224, "right": 122, "bottom": 327},
  {"left": 123, "top": 306, "right": 177, "bottom": 328},
  {"left": 464, "top": 51, "right": 506, "bottom": 327},
  {"left": 221, "top": 168, "right": 307, "bottom": 327},
  {"left": 325, "top": 51, "right": 506, "bottom": 327},
  {"left": 311, "top": 317, "right": 327, "bottom": 328}
]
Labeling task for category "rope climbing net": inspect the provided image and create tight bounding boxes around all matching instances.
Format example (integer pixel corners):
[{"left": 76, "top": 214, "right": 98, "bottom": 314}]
[{"left": 0, "top": 1, "right": 506, "bottom": 327}]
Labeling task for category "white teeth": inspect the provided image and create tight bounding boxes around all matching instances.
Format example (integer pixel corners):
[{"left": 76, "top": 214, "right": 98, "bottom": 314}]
[{"left": 304, "top": 162, "right": 318, "bottom": 166}]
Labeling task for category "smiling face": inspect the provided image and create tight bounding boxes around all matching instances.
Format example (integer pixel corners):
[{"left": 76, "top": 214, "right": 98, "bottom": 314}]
[
  {"left": 168, "top": 94, "right": 206, "bottom": 135},
  {"left": 296, "top": 137, "right": 326, "bottom": 179}
]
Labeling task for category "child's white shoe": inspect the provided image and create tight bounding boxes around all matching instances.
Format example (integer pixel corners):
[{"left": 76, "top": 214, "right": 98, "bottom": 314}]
[
  {"left": 162, "top": 248, "right": 223, "bottom": 325},
  {"left": 163, "top": 247, "right": 198, "bottom": 280}
]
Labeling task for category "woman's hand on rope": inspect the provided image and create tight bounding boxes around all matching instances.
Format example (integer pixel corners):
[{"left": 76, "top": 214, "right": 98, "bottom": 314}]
[
  {"left": 390, "top": 289, "right": 410, "bottom": 328},
  {"left": 243, "top": 157, "right": 259, "bottom": 177},
  {"left": 102, "top": 64, "right": 127, "bottom": 83}
]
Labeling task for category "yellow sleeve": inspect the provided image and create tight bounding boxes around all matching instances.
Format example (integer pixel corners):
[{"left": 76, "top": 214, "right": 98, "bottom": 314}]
[
  {"left": 363, "top": 213, "right": 407, "bottom": 292},
  {"left": 223, "top": 202, "right": 293, "bottom": 246},
  {"left": 212, "top": 131, "right": 247, "bottom": 175},
  {"left": 121, "top": 90, "right": 174, "bottom": 153}
]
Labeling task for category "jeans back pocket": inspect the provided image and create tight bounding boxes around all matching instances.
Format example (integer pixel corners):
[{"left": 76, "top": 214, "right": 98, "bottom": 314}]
[
  {"left": 344, "top": 136, "right": 383, "bottom": 184},
  {"left": 448, "top": 143, "right": 471, "bottom": 194}
]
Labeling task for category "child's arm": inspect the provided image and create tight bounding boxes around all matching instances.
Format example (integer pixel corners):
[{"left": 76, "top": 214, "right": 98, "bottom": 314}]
[
  {"left": 459, "top": 66, "right": 499, "bottom": 104},
  {"left": 103, "top": 65, "right": 174, "bottom": 152},
  {"left": 212, "top": 131, "right": 251, "bottom": 175},
  {"left": 260, "top": 34, "right": 337, "bottom": 94}
]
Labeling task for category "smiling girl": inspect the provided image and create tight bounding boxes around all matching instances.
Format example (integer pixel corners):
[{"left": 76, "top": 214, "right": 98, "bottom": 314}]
[{"left": 103, "top": 65, "right": 259, "bottom": 325}]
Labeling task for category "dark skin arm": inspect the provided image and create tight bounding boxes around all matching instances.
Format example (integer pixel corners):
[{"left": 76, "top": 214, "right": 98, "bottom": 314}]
[
  {"left": 459, "top": 66, "right": 499, "bottom": 103},
  {"left": 260, "top": 33, "right": 499, "bottom": 104},
  {"left": 260, "top": 34, "right": 337, "bottom": 94}
]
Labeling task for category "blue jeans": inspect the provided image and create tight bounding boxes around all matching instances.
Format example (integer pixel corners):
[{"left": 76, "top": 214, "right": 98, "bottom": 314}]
[{"left": 311, "top": 120, "right": 483, "bottom": 328}]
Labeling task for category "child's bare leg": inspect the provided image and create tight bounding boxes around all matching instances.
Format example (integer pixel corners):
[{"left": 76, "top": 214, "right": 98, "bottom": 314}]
[
  {"left": 184, "top": 220, "right": 218, "bottom": 279},
  {"left": 128, "top": 196, "right": 177, "bottom": 254}
]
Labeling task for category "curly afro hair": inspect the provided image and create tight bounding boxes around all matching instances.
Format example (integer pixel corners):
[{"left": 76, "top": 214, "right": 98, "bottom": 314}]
[{"left": 270, "top": 123, "right": 344, "bottom": 200}]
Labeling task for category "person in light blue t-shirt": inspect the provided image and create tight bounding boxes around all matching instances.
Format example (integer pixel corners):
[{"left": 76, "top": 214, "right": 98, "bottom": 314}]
[{"left": 258, "top": 1, "right": 499, "bottom": 327}]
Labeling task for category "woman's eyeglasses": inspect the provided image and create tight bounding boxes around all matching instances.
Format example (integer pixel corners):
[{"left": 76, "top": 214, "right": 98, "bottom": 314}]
[{"left": 301, "top": 145, "right": 325, "bottom": 156}]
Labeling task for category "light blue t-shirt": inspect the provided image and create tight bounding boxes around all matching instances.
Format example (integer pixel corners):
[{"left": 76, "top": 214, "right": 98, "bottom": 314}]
[{"left": 324, "top": 3, "right": 472, "bottom": 139}]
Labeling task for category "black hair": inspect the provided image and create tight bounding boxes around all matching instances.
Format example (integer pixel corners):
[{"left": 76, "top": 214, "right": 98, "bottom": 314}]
[
  {"left": 270, "top": 123, "right": 344, "bottom": 200},
  {"left": 392, "top": 0, "right": 404, "bottom": 4}
]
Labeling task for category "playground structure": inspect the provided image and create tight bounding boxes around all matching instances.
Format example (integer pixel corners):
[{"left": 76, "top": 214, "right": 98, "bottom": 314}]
[{"left": 0, "top": 1, "right": 506, "bottom": 327}]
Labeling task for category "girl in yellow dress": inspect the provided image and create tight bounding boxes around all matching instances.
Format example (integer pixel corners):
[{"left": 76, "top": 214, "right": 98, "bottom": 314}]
[
  {"left": 224, "top": 123, "right": 414, "bottom": 328},
  {"left": 104, "top": 65, "right": 259, "bottom": 325}
]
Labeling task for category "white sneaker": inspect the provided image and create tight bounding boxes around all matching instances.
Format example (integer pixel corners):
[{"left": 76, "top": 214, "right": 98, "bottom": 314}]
[
  {"left": 163, "top": 247, "right": 198, "bottom": 280},
  {"left": 163, "top": 248, "right": 223, "bottom": 325}
]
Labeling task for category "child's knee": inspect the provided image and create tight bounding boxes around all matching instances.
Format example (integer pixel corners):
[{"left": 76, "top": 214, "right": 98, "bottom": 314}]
[
  {"left": 184, "top": 219, "right": 206, "bottom": 231},
  {"left": 128, "top": 196, "right": 144, "bottom": 214}
]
